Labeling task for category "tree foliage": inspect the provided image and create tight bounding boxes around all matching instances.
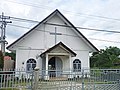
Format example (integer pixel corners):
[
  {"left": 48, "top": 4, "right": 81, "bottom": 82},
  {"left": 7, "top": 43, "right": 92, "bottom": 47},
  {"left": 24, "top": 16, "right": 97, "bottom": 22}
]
[
  {"left": 90, "top": 46, "right": 120, "bottom": 68},
  {"left": 0, "top": 51, "right": 4, "bottom": 69},
  {"left": 5, "top": 52, "right": 16, "bottom": 61},
  {"left": 0, "top": 51, "right": 15, "bottom": 69}
]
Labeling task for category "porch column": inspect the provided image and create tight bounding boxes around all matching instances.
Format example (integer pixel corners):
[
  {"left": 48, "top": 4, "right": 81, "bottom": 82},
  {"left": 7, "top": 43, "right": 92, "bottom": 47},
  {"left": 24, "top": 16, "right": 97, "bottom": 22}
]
[
  {"left": 45, "top": 53, "right": 48, "bottom": 75},
  {"left": 69, "top": 54, "right": 73, "bottom": 78},
  {"left": 44, "top": 53, "right": 49, "bottom": 80},
  {"left": 69, "top": 55, "right": 72, "bottom": 71}
]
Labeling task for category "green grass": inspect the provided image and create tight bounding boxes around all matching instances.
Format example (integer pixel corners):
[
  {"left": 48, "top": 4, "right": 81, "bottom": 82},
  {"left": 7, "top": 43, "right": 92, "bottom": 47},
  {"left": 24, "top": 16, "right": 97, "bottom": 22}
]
[{"left": 0, "top": 88, "right": 19, "bottom": 90}]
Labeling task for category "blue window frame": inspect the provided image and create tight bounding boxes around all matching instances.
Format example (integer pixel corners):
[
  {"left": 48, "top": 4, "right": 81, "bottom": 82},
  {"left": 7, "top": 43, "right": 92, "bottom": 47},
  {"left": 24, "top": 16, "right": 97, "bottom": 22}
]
[
  {"left": 26, "top": 58, "right": 36, "bottom": 71},
  {"left": 73, "top": 59, "right": 81, "bottom": 72}
]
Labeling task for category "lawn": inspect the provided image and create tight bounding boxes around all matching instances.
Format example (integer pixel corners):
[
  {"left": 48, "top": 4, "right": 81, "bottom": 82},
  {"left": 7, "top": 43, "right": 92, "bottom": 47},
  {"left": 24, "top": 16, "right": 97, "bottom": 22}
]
[{"left": 0, "top": 88, "right": 19, "bottom": 90}]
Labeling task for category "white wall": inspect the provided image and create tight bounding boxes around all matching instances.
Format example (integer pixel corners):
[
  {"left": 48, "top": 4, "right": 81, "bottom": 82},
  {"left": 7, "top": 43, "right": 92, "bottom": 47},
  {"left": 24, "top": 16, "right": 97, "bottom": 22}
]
[
  {"left": 13, "top": 14, "right": 93, "bottom": 70},
  {"left": 16, "top": 49, "right": 42, "bottom": 69}
]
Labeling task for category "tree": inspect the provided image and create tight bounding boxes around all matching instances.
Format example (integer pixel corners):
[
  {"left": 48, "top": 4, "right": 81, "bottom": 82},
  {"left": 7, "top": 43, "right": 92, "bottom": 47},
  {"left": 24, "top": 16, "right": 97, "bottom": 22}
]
[
  {"left": 0, "top": 51, "right": 4, "bottom": 69},
  {"left": 90, "top": 46, "right": 120, "bottom": 68},
  {"left": 5, "top": 52, "right": 16, "bottom": 61}
]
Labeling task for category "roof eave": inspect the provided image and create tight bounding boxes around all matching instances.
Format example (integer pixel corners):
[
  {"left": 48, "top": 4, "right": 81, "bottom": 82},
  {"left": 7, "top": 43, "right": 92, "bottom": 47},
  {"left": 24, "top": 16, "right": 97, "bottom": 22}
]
[
  {"left": 7, "top": 9, "right": 59, "bottom": 50},
  {"left": 40, "top": 42, "right": 76, "bottom": 57},
  {"left": 56, "top": 10, "right": 99, "bottom": 52},
  {"left": 7, "top": 9, "right": 98, "bottom": 52}
]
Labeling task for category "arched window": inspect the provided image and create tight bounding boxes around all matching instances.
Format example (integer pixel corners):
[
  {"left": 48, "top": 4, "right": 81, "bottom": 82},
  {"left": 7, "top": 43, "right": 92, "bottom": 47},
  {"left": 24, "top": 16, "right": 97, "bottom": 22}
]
[
  {"left": 26, "top": 58, "right": 36, "bottom": 71},
  {"left": 73, "top": 59, "right": 81, "bottom": 72}
]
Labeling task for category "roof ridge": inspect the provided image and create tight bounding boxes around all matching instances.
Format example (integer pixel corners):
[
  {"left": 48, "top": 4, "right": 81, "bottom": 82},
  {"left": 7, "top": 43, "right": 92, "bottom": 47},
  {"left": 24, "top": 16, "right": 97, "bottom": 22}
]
[{"left": 7, "top": 9, "right": 98, "bottom": 52}]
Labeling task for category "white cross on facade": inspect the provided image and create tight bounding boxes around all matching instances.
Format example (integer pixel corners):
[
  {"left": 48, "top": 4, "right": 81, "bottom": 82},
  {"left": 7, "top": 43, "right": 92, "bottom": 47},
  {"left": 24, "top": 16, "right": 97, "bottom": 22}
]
[{"left": 50, "top": 27, "right": 62, "bottom": 44}]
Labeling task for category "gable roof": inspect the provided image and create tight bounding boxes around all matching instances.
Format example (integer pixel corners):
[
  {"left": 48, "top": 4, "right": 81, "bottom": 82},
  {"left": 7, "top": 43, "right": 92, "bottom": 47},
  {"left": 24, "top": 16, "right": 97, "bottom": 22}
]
[
  {"left": 40, "top": 42, "right": 76, "bottom": 57},
  {"left": 7, "top": 9, "right": 98, "bottom": 52}
]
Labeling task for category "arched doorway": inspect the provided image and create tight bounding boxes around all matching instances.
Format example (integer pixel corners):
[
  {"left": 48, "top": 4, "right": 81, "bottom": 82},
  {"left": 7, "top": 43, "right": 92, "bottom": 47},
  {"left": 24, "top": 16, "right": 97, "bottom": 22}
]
[{"left": 48, "top": 57, "right": 62, "bottom": 77}]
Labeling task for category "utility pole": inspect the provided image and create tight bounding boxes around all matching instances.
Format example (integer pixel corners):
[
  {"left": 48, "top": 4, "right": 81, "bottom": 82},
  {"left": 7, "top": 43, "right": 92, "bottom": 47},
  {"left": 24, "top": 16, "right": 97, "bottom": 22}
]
[{"left": 0, "top": 12, "right": 12, "bottom": 56}]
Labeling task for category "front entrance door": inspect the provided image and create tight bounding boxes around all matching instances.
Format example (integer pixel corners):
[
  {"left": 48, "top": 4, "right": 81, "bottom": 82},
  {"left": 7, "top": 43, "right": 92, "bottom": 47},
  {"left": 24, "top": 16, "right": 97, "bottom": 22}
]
[{"left": 48, "top": 57, "right": 62, "bottom": 77}]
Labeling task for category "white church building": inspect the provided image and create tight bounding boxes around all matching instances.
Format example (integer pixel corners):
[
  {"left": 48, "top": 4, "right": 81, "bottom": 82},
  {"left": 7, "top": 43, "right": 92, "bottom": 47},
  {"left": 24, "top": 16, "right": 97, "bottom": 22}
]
[{"left": 7, "top": 9, "right": 98, "bottom": 78}]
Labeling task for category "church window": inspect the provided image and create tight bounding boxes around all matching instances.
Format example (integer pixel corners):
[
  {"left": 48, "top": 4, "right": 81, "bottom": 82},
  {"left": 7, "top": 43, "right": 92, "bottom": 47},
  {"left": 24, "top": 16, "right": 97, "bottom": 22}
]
[
  {"left": 73, "top": 59, "right": 81, "bottom": 72},
  {"left": 26, "top": 58, "right": 36, "bottom": 71}
]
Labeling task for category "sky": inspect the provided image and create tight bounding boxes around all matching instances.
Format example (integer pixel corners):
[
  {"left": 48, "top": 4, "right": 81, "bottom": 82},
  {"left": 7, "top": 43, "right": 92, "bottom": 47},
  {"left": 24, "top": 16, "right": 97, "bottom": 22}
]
[{"left": 0, "top": 0, "right": 120, "bottom": 51}]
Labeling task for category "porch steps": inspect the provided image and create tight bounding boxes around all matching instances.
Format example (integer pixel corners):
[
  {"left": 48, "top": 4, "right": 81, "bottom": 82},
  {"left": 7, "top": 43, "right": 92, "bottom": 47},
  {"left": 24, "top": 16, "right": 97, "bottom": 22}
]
[
  {"left": 37, "top": 79, "right": 74, "bottom": 90},
  {"left": 38, "top": 81, "right": 59, "bottom": 90},
  {"left": 49, "top": 77, "right": 68, "bottom": 81},
  {"left": 38, "top": 81, "right": 73, "bottom": 90}
]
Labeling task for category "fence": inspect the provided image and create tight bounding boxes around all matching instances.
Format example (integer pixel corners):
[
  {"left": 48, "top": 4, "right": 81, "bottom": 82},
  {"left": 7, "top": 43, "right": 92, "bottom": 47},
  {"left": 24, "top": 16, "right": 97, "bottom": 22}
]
[
  {"left": 0, "top": 69, "right": 33, "bottom": 90},
  {"left": 0, "top": 69, "right": 120, "bottom": 90}
]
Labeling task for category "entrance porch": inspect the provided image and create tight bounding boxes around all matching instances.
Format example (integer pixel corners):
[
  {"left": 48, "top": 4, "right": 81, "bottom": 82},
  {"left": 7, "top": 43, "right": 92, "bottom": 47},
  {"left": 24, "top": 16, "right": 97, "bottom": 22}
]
[{"left": 40, "top": 42, "right": 76, "bottom": 80}]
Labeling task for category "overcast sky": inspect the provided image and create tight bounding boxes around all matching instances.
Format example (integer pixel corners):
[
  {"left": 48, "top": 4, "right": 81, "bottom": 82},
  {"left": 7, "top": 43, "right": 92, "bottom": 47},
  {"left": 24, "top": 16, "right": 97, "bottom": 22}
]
[{"left": 0, "top": 0, "right": 120, "bottom": 50}]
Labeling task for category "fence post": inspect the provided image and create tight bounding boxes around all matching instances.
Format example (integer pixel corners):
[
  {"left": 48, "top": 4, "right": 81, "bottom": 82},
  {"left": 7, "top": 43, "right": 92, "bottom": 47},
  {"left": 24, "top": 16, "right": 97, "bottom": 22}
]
[
  {"left": 82, "top": 69, "right": 84, "bottom": 90},
  {"left": 33, "top": 67, "right": 39, "bottom": 90}
]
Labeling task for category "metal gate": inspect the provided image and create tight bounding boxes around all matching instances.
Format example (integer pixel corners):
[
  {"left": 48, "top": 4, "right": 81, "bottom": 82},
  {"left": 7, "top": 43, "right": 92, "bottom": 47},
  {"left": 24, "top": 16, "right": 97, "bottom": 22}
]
[{"left": 37, "top": 69, "right": 120, "bottom": 90}]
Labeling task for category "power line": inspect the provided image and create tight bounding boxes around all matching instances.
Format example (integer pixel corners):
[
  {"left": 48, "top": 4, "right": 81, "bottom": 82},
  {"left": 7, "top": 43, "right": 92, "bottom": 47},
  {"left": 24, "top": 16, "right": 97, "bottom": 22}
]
[
  {"left": 3, "top": 0, "right": 120, "bottom": 22},
  {"left": 10, "top": 16, "right": 39, "bottom": 23},
  {"left": 7, "top": 17, "right": 120, "bottom": 34},
  {"left": 1, "top": 12, "right": 120, "bottom": 34},
  {"left": 6, "top": 15, "right": 120, "bottom": 34},
  {"left": 8, "top": 23, "right": 120, "bottom": 44},
  {"left": 9, "top": 24, "right": 32, "bottom": 29},
  {"left": 4, "top": 0, "right": 53, "bottom": 10},
  {"left": 45, "top": 23, "right": 120, "bottom": 34},
  {"left": 89, "top": 38, "right": 120, "bottom": 43}
]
